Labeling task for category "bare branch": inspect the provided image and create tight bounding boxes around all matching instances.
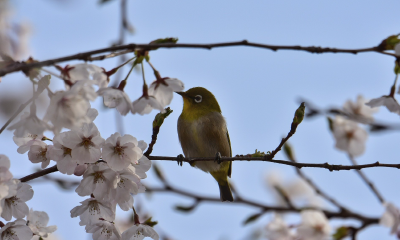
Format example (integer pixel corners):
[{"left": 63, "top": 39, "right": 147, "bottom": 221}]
[
  {"left": 0, "top": 41, "right": 395, "bottom": 77},
  {"left": 348, "top": 155, "right": 385, "bottom": 204}
]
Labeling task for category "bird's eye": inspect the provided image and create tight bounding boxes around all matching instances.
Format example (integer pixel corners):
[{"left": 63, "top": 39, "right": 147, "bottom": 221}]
[{"left": 194, "top": 95, "right": 202, "bottom": 103}]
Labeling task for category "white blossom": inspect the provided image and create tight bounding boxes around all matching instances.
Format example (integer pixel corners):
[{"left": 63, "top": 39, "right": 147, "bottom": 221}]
[
  {"left": 0, "top": 219, "right": 33, "bottom": 240},
  {"left": 297, "top": 210, "right": 330, "bottom": 240},
  {"left": 332, "top": 116, "right": 368, "bottom": 157},
  {"left": 86, "top": 219, "right": 121, "bottom": 240},
  {"left": 265, "top": 214, "right": 295, "bottom": 240},
  {"left": 13, "top": 133, "right": 43, "bottom": 154},
  {"left": 75, "top": 162, "right": 118, "bottom": 200},
  {"left": 0, "top": 155, "right": 13, "bottom": 183},
  {"left": 44, "top": 90, "right": 91, "bottom": 133},
  {"left": 98, "top": 88, "right": 133, "bottom": 116},
  {"left": 63, "top": 123, "right": 105, "bottom": 164},
  {"left": 0, "top": 0, "right": 31, "bottom": 60},
  {"left": 62, "top": 63, "right": 108, "bottom": 88},
  {"left": 47, "top": 132, "right": 77, "bottom": 175},
  {"left": 132, "top": 156, "right": 151, "bottom": 180},
  {"left": 395, "top": 43, "right": 400, "bottom": 57},
  {"left": 131, "top": 96, "right": 164, "bottom": 115},
  {"left": 111, "top": 167, "right": 143, "bottom": 211},
  {"left": 0, "top": 179, "right": 18, "bottom": 215},
  {"left": 70, "top": 197, "right": 115, "bottom": 226},
  {"left": 27, "top": 209, "right": 57, "bottom": 238},
  {"left": 28, "top": 141, "right": 51, "bottom": 169},
  {"left": 342, "top": 95, "right": 378, "bottom": 122},
  {"left": 1, "top": 181, "right": 34, "bottom": 221},
  {"left": 70, "top": 80, "right": 97, "bottom": 102},
  {"left": 121, "top": 224, "right": 159, "bottom": 240},
  {"left": 8, "top": 104, "right": 49, "bottom": 138},
  {"left": 380, "top": 202, "right": 400, "bottom": 235},
  {"left": 102, "top": 133, "right": 143, "bottom": 171},
  {"left": 365, "top": 96, "right": 400, "bottom": 114},
  {"left": 148, "top": 78, "right": 184, "bottom": 108}
]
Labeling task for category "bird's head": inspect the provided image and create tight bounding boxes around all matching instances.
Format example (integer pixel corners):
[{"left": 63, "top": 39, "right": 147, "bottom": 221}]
[{"left": 176, "top": 87, "right": 222, "bottom": 120}]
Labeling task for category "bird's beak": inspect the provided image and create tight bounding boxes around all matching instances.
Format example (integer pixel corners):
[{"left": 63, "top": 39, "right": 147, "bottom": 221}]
[{"left": 175, "top": 91, "right": 186, "bottom": 98}]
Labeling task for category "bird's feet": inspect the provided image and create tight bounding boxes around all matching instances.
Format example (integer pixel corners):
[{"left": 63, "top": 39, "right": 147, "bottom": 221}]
[
  {"left": 177, "top": 154, "right": 184, "bottom": 166},
  {"left": 214, "top": 152, "right": 222, "bottom": 164}
]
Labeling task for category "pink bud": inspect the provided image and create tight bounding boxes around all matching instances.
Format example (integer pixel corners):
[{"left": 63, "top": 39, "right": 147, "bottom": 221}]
[{"left": 74, "top": 164, "right": 87, "bottom": 176}]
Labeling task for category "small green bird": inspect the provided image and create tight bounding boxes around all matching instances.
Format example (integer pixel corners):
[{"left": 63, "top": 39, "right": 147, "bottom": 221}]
[{"left": 176, "top": 87, "right": 233, "bottom": 202}]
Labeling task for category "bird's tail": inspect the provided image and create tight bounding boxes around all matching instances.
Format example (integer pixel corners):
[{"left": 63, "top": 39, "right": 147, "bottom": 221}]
[{"left": 218, "top": 182, "right": 233, "bottom": 202}]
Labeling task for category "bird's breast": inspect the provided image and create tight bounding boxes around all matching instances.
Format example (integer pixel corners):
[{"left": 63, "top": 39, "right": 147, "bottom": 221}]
[{"left": 177, "top": 112, "right": 230, "bottom": 173}]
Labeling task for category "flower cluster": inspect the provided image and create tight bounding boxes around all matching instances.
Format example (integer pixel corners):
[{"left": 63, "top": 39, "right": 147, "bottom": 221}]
[
  {"left": 5, "top": 61, "right": 175, "bottom": 240},
  {"left": 330, "top": 95, "right": 376, "bottom": 157},
  {"left": 0, "top": 155, "right": 57, "bottom": 240},
  {"left": 11, "top": 116, "right": 157, "bottom": 239}
]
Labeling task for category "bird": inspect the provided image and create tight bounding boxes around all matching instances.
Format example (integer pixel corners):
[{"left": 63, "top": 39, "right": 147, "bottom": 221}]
[{"left": 176, "top": 87, "right": 233, "bottom": 202}]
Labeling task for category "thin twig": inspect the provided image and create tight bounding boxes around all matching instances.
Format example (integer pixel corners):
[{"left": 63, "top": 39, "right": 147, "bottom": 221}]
[
  {"left": 288, "top": 156, "right": 349, "bottom": 211},
  {"left": 0, "top": 97, "right": 33, "bottom": 134},
  {"left": 144, "top": 184, "right": 379, "bottom": 227},
  {"left": 0, "top": 41, "right": 395, "bottom": 76},
  {"left": 18, "top": 156, "right": 400, "bottom": 183},
  {"left": 147, "top": 156, "right": 400, "bottom": 171},
  {"left": 348, "top": 155, "right": 385, "bottom": 204},
  {"left": 20, "top": 165, "right": 58, "bottom": 182}
]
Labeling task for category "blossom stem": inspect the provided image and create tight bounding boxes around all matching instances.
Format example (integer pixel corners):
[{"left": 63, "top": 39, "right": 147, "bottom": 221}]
[
  {"left": 389, "top": 74, "right": 399, "bottom": 97},
  {"left": 140, "top": 62, "right": 147, "bottom": 85}
]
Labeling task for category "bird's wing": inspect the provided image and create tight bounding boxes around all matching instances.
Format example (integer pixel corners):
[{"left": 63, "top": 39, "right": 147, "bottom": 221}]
[{"left": 227, "top": 129, "right": 232, "bottom": 178}]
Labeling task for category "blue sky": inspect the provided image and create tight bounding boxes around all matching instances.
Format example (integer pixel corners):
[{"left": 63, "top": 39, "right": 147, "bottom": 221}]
[{"left": 1, "top": 0, "right": 400, "bottom": 239}]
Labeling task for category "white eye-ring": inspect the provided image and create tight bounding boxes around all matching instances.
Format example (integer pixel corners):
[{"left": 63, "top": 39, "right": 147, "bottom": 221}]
[{"left": 194, "top": 95, "right": 202, "bottom": 103}]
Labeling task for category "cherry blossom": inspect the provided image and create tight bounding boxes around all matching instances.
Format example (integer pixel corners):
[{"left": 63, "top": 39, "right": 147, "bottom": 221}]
[
  {"left": 148, "top": 77, "right": 184, "bottom": 107},
  {"left": 121, "top": 223, "right": 159, "bottom": 240},
  {"left": 27, "top": 208, "right": 57, "bottom": 238},
  {"left": 365, "top": 96, "right": 400, "bottom": 114},
  {"left": 395, "top": 43, "right": 400, "bottom": 57},
  {"left": 0, "top": 154, "right": 13, "bottom": 182},
  {"left": 1, "top": 181, "right": 34, "bottom": 221},
  {"left": 342, "top": 95, "right": 378, "bottom": 122},
  {"left": 75, "top": 162, "right": 118, "bottom": 200},
  {"left": 44, "top": 90, "right": 91, "bottom": 133},
  {"left": 380, "top": 202, "right": 400, "bottom": 234},
  {"left": 61, "top": 63, "right": 108, "bottom": 88},
  {"left": 332, "top": 116, "right": 368, "bottom": 157},
  {"left": 102, "top": 133, "right": 143, "bottom": 171},
  {"left": 28, "top": 141, "right": 51, "bottom": 169},
  {"left": 47, "top": 132, "right": 77, "bottom": 175},
  {"left": 0, "top": 179, "right": 18, "bottom": 214},
  {"left": 111, "top": 167, "right": 144, "bottom": 211},
  {"left": 98, "top": 88, "right": 133, "bottom": 116},
  {"left": 63, "top": 123, "right": 105, "bottom": 164},
  {"left": 132, "top": 156, "right": 151, "bottom": 180},
  {"left": 0, "top": 219, "right": 33, "bottom": 240},
  {"left": 265, "top": 214, "right": 295, "bottom": 240},
  {"left": 297, "top": 210, "right": 331, "bottom": 240},
  {"left": 8, "top": 103, "right": 49, "bottom": 138},
  {"left": 86, "top": 219, "right": 121, "bottom": 240},
  {"left": 131, "top": 84, "right": 164, "bottom": 115},
  {"left": 70, "top": 197, "right": 115, "bottom": 226},
  {"left": 13, "top": 133, "right": 43, "bottom": 154}
]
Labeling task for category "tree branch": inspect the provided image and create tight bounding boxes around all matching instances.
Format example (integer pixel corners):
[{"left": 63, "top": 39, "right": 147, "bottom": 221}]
[
  {"left": 0, "top": 41, "right": 395, "bottom": 77},
  {"left": 20, "top": 165, "right": 58, "bottom": 182},
  {"left": 348, "top": 155, "right": 385, "bottom": 204},
  {"left": 144, "top": 183, "right": 379, "bottom": 228}
]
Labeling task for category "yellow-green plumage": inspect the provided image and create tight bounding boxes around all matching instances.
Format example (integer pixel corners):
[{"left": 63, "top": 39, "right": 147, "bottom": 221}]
[{"left": 177, "top": 87, "right": 233, "bottom": 202}]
